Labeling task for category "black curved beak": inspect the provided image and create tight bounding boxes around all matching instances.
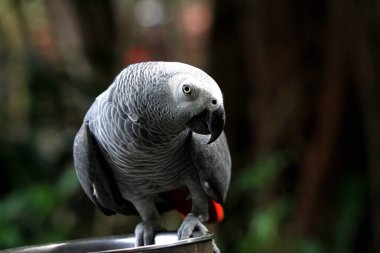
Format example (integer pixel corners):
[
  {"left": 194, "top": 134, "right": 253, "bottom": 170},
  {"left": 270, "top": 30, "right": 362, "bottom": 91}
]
[
  {"left": 186, "top": 106, "right": 226, "bottom": 144},
  {"left": 207, "top": 106, "right": 225, "bottom": 144}
]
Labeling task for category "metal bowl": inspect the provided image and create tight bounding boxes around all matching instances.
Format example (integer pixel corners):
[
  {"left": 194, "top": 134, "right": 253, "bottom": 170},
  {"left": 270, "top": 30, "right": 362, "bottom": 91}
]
[{"left": 2, "top": 232, "right": 214, "bottom": 253}]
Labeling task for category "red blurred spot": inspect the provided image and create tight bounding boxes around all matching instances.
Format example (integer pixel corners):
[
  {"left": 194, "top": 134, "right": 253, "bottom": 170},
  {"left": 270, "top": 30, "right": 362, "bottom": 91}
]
[
  {"left": 123, "top": 45, "right": 151, "bottom": 65},
  {"left": 164, "top": 188, "right": 224, "bottom": 223}
]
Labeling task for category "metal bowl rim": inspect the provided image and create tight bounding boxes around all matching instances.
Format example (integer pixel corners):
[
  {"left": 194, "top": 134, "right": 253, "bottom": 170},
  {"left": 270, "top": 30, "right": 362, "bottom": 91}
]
[
  {"left": 94, "top": 233, "right": 214, "bottom": 252},
  {"left": 2, "top": 232, "right": 214, "bottom": 253}
]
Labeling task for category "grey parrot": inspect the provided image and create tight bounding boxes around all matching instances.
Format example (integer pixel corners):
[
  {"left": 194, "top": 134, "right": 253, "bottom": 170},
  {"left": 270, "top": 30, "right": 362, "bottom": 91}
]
[{"left": 73, "top": 61, "right": 231, "bottom": 251}]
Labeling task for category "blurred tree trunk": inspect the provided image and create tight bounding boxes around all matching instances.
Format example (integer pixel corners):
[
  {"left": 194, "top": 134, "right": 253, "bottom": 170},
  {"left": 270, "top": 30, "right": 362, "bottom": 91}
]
[
  {"left": 45, "top": 0, "right": 120, "bottom": 126},
  {"left": 353, "top": 1, "right": 380, "bottom": 251},
  {"left": 210, "top": 0, "right": 379, "bottom": 252},
  {"left": 46, "top": 0, "right": 118, "bottom": 94},
  {"left": 70, "top": 0, "right": 118, "bottom": 87}
]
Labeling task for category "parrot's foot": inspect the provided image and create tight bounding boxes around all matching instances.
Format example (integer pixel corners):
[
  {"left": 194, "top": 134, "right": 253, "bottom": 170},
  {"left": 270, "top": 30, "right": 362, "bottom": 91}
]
[
  {"left": 134, "top": 221, "right": 161, "bottom": 247},
  {"left": 178, "top": 213, "right": 209, "bottom": 239},
  {"left": 178, "top": 213, "right": 221, "bottom": 253}
]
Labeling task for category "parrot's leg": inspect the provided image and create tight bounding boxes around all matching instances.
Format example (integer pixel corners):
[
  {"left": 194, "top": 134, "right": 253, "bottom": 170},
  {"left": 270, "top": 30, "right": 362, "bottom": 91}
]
[
  {"left": 178, "top": 181, "right": 221, "bottom": 253},
  {"left": 132, "top": 197, "right": 162, "bottom": 247},
  {"left": 178, "top": 179, "right": 209, "bottom": 239}
]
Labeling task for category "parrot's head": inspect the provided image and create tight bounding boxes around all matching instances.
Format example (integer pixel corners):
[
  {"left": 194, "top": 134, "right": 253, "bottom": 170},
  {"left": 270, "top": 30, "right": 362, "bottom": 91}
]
[
  {"left": 168, "top": 63, "right": 226, "bottom": 144},
  {"left": 118, "top": 62, "right": 226, "bottom": 144}
]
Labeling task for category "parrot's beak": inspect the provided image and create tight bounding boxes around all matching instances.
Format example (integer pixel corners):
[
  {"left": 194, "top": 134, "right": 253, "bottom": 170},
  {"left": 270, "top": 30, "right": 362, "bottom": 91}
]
[
  {"left": 186, "top": 106, "right": 226, "bottom": 144},
  {"left": 207, "top": 106, "right": 225, "bottom": 144}
]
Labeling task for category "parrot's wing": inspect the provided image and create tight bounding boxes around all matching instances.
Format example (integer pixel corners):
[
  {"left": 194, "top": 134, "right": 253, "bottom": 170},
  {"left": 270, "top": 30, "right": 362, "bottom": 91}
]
[
  {"left": 73, "top": 123, "right": 137, "bottom": 216},
  {"left": 190, "top": 131, "right": 231, "bottom": 222}
]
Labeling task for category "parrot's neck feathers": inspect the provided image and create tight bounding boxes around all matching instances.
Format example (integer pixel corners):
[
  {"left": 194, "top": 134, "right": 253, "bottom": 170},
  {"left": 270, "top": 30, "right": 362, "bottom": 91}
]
[{"left": 139, "top": 120, "right": 191, "bottom": 145}]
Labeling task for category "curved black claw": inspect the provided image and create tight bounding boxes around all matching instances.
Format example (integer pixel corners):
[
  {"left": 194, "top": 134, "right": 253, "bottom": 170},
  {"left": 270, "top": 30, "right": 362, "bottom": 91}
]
[
  {"left": 134, "top": 221, "right": 161, "bottom": 247},
  {"left": 178, "top": 213, "right": 221, "bottom": 253}
]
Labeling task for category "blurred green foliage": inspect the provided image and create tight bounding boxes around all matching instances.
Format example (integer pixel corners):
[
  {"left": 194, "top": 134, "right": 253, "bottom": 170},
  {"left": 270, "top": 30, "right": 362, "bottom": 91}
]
[
  {"left": 225, "top": 152, "right": 295, "bottom": 253},
  {"left": 220, "top": 152, "right": 368, "bottom": 253},
  {"left": 0, "top": 167, "right": 80, "bottom": 248}
]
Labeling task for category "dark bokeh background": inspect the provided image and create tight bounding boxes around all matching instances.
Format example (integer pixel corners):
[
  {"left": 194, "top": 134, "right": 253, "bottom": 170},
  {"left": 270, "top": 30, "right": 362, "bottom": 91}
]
[{"left": 1, "top": 0, "right": 380, "bottom": 252}]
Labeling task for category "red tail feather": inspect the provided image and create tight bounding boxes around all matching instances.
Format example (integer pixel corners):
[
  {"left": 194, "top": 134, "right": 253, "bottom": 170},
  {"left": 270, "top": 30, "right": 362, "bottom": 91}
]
[{"left": 163, "top": 188, "right": 224, "bottom": 223}]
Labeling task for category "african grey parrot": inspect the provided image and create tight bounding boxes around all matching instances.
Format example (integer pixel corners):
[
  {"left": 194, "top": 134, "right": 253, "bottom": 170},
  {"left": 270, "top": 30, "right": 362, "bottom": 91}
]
[{"left": 73, "top": 61, "right": 231, "bottom": 251}]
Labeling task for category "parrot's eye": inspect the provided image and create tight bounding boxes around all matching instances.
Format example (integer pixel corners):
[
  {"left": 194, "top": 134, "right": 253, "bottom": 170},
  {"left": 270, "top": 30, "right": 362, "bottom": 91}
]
[{"left": 182, "top": 84, "right": 193, "bottom": 95}]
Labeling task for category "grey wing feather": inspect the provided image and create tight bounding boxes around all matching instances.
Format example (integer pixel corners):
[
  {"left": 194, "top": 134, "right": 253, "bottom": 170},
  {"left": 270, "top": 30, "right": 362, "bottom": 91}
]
[
  {"left": 190, "top": 132, "right": 231, "bottom": 201},
  {"left": 73, "top": 123, "right": 137, "bottom": 215}
]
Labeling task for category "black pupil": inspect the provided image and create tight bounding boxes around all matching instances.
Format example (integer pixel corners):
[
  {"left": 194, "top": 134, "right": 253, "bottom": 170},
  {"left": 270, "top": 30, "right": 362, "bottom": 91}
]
[
  {"left": 184, "top": 86, "right": 190, "bottom": 92},
  {"left": 212, "top": 99, "right": 217, "bottom": 105}
]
